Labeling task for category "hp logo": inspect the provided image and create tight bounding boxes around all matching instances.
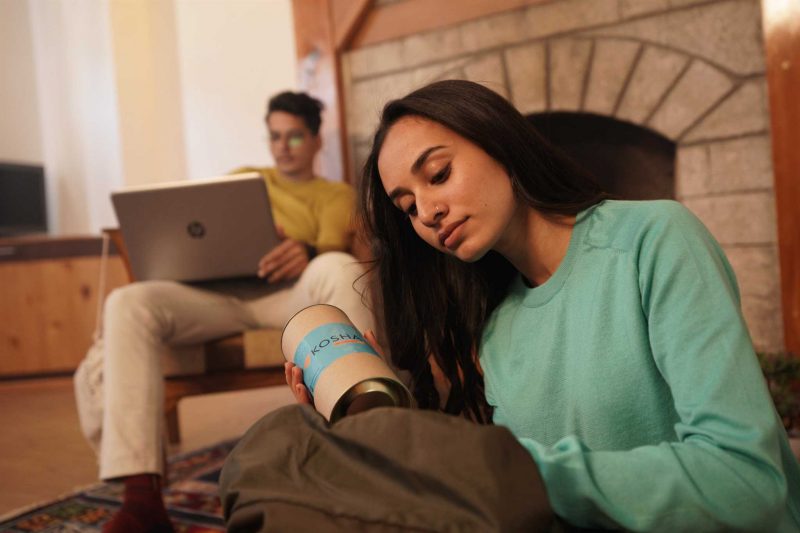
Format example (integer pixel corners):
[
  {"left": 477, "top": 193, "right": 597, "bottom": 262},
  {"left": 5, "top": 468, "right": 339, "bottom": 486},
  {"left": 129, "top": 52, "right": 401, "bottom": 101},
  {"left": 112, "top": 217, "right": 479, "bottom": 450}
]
[{"left": 187, "top": 221, "right": 205, "bottom": 238}]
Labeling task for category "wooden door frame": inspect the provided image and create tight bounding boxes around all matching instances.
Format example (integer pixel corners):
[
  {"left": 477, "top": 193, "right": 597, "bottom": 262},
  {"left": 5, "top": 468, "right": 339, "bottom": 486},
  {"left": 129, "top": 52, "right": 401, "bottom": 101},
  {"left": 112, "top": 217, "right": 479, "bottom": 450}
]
[
  {"left": 763, "top": 0, "right": 800, "bottom": 355},
  {"left": 291, "top": 0, "right": 372, "bottom": 184}
]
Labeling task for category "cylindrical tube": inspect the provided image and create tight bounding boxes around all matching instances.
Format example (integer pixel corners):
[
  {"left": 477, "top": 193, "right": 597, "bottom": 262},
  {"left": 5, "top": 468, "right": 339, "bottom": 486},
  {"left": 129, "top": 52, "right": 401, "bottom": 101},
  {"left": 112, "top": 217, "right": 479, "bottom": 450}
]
[{"left": 281, "top": 304, "right": 412, "bottom": 422}]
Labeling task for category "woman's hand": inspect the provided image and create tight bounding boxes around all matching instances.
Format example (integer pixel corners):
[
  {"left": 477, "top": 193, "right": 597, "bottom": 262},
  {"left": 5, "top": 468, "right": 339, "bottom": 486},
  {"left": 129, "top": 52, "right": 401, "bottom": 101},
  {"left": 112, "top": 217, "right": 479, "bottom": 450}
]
[
  {"left": 284, "top": 362, "right": 313, "bottom": 405},
  {"left": 283, "top": 329, "right": 384, "bottom": 406}
]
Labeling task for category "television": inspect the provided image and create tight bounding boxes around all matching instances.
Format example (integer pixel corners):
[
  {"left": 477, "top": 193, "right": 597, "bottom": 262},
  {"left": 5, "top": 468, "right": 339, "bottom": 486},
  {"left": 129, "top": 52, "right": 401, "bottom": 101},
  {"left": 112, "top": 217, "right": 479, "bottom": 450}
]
[{"left": 0, "top": 162, "right": 48, "bottom": 237}]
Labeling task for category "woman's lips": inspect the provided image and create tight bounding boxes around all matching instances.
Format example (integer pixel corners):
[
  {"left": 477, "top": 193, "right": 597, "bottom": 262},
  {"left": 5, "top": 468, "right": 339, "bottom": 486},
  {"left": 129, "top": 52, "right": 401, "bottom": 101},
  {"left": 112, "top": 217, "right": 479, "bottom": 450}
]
[{"left": 439, "top": 218, "right": 466, "bottom": 249}]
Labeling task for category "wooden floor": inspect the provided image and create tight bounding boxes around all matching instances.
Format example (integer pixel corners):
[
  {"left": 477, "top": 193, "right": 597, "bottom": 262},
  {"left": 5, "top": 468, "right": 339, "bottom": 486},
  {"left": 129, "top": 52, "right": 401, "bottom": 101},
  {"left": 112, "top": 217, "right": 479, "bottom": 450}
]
[{"left": 0, "top": 375, "right": 294, "bottom": 518}]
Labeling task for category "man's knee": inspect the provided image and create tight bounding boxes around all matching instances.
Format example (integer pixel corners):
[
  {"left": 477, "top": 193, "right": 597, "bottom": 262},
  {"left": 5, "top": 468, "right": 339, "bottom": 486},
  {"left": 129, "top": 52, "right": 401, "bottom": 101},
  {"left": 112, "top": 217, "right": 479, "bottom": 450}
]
[
  {"left": 300, "top": 252, "right": 371, "bottom": 301},
  {"left": 304, "top": 252, "right": 366, "bottom": 284},
  {"left": 103, "top": 281, "right": 179, "bottom": 330}
]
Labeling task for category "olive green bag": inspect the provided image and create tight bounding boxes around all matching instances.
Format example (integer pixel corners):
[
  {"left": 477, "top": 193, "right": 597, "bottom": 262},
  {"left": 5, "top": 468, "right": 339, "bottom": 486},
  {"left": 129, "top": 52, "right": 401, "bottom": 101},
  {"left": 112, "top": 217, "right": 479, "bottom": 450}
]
[{"left": 220, "top": 404, "right": 553, "bottom": 532}]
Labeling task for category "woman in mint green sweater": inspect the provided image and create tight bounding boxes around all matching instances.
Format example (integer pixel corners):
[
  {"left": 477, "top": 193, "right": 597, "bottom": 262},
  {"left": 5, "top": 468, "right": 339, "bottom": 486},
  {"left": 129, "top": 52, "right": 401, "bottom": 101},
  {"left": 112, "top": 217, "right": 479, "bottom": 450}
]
[{"left": 353, "top": 80, "right": 800, "bottom": 531}]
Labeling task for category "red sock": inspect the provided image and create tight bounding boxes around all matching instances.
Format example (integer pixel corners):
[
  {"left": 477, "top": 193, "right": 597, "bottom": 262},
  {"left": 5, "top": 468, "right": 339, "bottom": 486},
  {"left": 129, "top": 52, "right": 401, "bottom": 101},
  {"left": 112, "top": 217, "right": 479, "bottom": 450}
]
[{"left": 102, "top": 474, "right": 174, "bottom": 533}]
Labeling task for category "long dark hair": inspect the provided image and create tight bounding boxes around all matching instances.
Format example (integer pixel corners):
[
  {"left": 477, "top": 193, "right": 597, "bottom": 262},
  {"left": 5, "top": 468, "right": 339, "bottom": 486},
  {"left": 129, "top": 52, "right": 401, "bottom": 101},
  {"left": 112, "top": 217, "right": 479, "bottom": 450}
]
[{"left": 359, "top": 80, "right": 607, "bottom": 423}]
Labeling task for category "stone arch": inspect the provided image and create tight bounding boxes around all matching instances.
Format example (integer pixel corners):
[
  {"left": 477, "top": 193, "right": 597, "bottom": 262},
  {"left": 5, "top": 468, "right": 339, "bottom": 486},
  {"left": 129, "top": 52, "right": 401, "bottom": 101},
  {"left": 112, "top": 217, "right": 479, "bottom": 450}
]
[{"left": 504, "top": 36, "right": 737, "bottom": 144}]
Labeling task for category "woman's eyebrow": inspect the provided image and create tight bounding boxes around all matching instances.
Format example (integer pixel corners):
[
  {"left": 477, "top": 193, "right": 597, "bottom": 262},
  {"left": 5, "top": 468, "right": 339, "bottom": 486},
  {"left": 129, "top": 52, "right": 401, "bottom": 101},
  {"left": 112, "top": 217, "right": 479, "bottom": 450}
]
[
  {"left": 411, "top": 145, "right": 446, "bottom": 174},
  {"left": 388, "top": 145, "right": 448, "bottom": 202}
]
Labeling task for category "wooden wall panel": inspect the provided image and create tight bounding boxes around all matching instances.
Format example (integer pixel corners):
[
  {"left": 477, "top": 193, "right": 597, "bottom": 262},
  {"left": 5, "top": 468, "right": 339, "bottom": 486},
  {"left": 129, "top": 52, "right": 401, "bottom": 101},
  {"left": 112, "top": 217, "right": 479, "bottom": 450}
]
[
  {"left": 0, "top": 255, "right": 128, "bottom": 376},
  {"left": 763, "top": 0, "right": 800, "bottom": 355}
]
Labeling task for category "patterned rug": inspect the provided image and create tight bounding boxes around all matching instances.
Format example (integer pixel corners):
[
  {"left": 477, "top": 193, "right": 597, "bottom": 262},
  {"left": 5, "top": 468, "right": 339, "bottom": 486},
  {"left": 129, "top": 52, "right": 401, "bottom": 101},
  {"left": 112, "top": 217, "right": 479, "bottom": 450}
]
[{"left": 0, "top": 440, "right": 237, "bottom": 532}]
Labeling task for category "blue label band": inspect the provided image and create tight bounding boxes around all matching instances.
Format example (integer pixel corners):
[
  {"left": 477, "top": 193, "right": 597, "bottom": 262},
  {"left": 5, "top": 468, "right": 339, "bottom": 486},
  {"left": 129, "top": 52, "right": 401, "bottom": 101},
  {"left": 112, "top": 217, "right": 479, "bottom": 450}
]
[{"left": 293, "top": 322, "right": 380, "bottom": 395}]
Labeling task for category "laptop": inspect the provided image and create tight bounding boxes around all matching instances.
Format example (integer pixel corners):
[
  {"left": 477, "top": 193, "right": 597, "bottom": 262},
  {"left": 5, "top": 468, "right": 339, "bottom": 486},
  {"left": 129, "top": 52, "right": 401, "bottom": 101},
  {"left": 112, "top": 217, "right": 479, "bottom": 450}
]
[{"left": 111, "top": 172, "right": 280, "bottom": 282}]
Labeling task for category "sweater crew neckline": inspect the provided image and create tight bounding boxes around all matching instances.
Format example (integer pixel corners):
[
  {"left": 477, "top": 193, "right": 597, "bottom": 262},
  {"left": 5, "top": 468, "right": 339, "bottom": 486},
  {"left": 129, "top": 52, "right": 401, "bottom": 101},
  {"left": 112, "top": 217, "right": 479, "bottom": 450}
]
[
  {"left": 269, "top": 168, "right": 321, "bottom": 187},
  {"left": 515, "top": 203, "right": 597, "bottom": 307}
]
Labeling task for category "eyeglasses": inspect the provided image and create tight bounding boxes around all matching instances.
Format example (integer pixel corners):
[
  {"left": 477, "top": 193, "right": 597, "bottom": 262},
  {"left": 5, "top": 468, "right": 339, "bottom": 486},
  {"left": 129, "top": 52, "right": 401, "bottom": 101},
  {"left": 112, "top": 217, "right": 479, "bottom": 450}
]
[{"left": 268, "top": 131, "right": 307, "bottom": 148}]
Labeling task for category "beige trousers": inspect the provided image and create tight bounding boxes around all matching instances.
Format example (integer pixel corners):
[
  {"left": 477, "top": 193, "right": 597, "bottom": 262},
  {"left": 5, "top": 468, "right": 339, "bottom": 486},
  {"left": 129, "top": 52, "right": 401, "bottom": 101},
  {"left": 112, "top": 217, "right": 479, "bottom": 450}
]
[{"left": 74, "top": 252, "right": 374, "bottom": 480}]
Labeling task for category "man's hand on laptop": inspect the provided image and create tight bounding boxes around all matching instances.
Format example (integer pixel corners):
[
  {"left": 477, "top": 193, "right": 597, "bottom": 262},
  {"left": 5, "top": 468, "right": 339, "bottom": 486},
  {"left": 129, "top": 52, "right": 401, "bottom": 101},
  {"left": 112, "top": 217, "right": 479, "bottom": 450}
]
[{"left": 257, "top": 226, "right": 311, "bottom": 283}]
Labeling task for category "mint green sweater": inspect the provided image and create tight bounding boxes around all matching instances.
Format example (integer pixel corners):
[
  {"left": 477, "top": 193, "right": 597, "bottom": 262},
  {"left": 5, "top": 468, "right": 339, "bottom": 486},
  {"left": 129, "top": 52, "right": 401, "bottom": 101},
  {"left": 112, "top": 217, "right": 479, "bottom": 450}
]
[{"left": 480, "top": 200, "right": 800, "bottom": 531}]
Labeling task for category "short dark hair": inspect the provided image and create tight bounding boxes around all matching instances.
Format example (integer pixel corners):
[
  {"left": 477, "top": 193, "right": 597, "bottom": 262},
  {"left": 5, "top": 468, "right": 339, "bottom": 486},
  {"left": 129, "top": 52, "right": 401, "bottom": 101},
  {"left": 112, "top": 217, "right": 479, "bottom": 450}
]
[{"left": 266, "top": 91, "right": 325, "bottom": 135}]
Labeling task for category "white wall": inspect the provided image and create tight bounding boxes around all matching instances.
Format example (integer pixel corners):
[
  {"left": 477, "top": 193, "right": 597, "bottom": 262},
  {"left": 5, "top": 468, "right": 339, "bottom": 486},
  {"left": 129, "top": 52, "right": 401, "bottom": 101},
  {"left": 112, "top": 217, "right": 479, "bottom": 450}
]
[
  {"left": 0, "top": 0, "right": 297, "bottom": 235},
  {"left": 28, "top": 0, "right": 124, "bottom": 234},
  {"left": 108, "top": 0, "right": 188, "bottom": 188},
  {"left": 0, "top": 0, "right": 43, "bottom": 164},
  {"left": 175, "top": 0, "right": 297, "bottom": 179}
]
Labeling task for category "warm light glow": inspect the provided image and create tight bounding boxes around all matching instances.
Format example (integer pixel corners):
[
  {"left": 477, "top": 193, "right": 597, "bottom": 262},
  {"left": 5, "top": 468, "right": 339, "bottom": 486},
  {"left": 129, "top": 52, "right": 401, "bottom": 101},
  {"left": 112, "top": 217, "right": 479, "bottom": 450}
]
[{"left": 763, "top": 0, "right": 800, "bottom": 32}]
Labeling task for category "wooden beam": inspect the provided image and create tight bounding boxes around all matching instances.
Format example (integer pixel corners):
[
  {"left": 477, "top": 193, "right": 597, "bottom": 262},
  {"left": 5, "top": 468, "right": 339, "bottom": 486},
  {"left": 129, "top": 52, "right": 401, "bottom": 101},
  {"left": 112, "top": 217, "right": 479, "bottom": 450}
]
[
  {"left": 332, "top": 0, "right": 373, "bottom": 51},
  {"left": 293, "top": 0, "right": 333, "bottom": 60},
  {"left": 763, "top": 0, "right": 800, "bottom": 355},
  {"left": 351, "top": 0, "right": 549, "bottom": 49}
]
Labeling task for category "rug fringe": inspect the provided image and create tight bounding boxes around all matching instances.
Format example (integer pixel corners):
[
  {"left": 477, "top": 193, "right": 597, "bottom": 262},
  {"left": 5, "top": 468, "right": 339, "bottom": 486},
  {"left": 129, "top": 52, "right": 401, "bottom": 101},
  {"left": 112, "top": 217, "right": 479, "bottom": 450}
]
[
  {"left": 0, "top": 480, "right": 105, "bottom": 522},
  {"left": 0, "top": 440, "right": 237, "bottom": 527}
]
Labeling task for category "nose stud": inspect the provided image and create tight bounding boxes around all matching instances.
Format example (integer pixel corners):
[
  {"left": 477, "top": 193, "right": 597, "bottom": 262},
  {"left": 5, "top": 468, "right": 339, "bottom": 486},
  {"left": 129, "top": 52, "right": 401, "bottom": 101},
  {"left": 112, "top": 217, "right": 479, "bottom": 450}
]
[{"left": 434, "top": 204, "right": 442, "bottom": 216}]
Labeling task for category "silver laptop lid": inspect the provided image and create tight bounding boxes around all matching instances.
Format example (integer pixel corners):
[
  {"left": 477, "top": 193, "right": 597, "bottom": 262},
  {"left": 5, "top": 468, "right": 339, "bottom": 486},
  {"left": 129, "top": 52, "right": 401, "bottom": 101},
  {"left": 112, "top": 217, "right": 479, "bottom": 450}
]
[{"left": 111, "top": 172, "right": 279, "bottom": 282}]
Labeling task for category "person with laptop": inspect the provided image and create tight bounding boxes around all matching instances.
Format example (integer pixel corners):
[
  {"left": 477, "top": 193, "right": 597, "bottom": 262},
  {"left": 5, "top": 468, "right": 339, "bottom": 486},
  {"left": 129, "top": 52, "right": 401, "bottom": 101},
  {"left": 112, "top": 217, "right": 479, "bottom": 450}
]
[{"left": 75, "top": 91, "right": 374, "bottom": 533}]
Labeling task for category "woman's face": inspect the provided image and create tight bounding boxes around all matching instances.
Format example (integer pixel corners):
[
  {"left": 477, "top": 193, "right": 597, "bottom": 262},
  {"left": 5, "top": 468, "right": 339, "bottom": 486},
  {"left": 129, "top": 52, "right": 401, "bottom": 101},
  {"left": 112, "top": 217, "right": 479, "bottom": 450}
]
[{"left": 377, "top": 116, "right": 518, "bottom": 262}]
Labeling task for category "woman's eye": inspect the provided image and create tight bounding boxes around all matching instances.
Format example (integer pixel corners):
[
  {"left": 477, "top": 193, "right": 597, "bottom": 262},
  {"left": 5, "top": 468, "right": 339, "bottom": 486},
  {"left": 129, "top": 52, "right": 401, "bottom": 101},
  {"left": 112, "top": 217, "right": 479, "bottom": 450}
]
[
  {"left": 405, "top": 203, "right": 417, "bottom": 217},
  {"left": 431, "top": 163, "right": 451, "bottom": 184}
]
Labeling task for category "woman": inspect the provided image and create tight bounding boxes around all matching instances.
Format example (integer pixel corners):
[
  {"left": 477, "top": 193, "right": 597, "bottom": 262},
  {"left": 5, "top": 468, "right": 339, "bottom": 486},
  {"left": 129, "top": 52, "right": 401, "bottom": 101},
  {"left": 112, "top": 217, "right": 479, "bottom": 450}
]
[{"left": 284, "top": 80, "right": 800, "bottom": 531}]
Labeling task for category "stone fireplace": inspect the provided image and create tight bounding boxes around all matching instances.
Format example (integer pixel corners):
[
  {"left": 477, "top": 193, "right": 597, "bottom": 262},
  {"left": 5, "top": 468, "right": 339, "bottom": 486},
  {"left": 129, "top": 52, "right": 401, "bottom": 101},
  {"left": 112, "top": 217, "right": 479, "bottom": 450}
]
[
  {"left": 341, "top": 0, "right": 782, "bottom": 352},
  {"left": 528, "top": 112, "right": 676, "bottom": 200}
]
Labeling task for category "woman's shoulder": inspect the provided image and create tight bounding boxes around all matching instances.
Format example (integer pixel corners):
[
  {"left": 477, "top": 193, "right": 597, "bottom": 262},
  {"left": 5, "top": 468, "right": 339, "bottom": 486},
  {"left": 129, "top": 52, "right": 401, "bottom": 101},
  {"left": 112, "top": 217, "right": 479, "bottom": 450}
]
[
  {"left": 594, "top": 198, "right": 691, "bottom": 220},
  {"left": 585, "top": 199, "right": 703, "bottom": 250}
]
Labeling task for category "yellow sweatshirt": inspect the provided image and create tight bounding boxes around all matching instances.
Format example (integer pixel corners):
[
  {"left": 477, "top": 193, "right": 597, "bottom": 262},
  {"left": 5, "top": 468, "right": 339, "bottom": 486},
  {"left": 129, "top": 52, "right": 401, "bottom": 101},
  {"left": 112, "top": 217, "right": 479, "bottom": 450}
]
[{"left": 233, "top": 167, "right": 355, "bottom": 253}]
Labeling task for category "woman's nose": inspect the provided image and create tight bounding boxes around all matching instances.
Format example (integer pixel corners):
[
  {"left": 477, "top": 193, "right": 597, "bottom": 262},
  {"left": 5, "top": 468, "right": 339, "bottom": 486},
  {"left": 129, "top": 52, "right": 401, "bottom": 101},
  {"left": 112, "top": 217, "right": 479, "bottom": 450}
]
[{"left": 418, "top": 200, "right": 447, "bottom": 227}]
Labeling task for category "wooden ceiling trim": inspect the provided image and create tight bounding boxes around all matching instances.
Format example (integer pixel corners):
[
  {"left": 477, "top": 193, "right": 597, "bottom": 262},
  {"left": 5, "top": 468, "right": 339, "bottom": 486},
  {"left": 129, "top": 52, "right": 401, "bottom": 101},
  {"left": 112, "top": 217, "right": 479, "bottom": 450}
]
[
  {"left": 332, "top": 0, "right": 374, "bottom": 51},
  {"left": 350, "top": 0, "right": 550, "bottom": 50}
]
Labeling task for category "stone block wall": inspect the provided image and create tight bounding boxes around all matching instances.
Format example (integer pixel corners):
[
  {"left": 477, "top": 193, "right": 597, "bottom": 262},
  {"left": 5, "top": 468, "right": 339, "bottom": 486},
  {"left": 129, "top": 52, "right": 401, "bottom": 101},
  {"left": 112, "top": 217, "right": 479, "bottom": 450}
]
[{"left": 343, "top": 0, "right": 783, "bottom": 351}]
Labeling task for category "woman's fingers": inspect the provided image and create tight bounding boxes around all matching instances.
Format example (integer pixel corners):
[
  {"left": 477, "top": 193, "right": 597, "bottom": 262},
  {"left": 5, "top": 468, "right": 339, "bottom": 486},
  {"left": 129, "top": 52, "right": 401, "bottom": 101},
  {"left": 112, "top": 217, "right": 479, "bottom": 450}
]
[
  {"left": 283, "top": 362, "right": 311, "bottom": 404},
  {"left": 283, "top": 361, "right": 293, "bottom": 386},
  {"left": 295, "top": 383, "right": 312, "bottom": 404},
  {"left": 290, "top": 364, "right": 312, "bottom": 405}
]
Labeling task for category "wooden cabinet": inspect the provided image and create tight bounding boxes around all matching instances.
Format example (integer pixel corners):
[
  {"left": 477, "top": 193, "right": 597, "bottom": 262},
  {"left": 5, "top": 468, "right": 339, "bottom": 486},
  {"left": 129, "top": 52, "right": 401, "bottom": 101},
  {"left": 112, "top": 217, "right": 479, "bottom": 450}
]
[{"left": 0, "top": 236, "right": 128, "bottom": 376}]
